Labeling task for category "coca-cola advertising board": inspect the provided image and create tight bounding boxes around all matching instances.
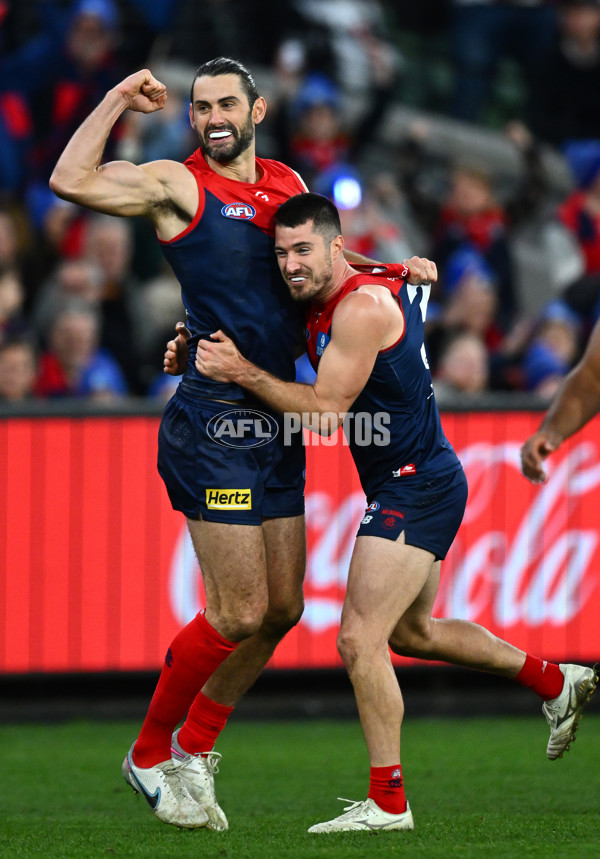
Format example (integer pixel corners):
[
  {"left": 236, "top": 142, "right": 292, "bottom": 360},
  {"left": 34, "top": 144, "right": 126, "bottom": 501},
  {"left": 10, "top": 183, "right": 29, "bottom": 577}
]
[{"left": 1, "top": 410, "right": 599, "bottom": 673}]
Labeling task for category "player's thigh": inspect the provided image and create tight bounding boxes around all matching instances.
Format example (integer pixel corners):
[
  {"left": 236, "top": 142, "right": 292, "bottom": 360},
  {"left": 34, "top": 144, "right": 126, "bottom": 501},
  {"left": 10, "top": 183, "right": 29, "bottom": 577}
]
[
  {"left": 262, "top": 514, "right": 306, "bottom": 613},
  {"left": 187, "top": 518, "right": 268, "bottom": 617},
  {"left": 341, "top": 532, "right": 436, "bottom": 646}
]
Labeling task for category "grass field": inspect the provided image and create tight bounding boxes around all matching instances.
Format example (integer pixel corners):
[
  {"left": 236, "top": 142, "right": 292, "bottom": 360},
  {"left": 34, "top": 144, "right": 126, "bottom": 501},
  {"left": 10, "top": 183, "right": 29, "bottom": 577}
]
[{"left": 2, "top": 715, "right": 600, "bottom": 858}]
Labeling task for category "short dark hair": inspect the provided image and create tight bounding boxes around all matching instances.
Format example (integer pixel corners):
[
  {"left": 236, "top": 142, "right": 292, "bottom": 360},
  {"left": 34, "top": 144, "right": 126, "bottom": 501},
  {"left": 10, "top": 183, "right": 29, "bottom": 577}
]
[
  {"left": 190, "top": 57, "right": 259, "bottom": 107},
  {"left": 274, "top": 193, "right": 342, "bottom": 243}
]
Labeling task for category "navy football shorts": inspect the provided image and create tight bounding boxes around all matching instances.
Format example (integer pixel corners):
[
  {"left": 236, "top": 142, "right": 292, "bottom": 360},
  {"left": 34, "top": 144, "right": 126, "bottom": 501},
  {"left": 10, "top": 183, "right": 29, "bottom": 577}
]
[
  {"left": 158, "top": 390, "right": 306, "bottom": 524},
  {"left": 356, "top": 467, "right": 468, "bottom": 560}
]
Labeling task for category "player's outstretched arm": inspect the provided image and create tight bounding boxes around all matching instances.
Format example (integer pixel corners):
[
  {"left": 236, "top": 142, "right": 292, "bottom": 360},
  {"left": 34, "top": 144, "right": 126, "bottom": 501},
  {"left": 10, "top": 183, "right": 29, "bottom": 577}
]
[
  {"left": 49, "top": 69, "right": 178, "bottom": 217},
  {"left": 521, "top": 317, "right": 600, "bottom": 483},
  {"left": 196, "top": 291, "right": 392, "bottom": 433}
]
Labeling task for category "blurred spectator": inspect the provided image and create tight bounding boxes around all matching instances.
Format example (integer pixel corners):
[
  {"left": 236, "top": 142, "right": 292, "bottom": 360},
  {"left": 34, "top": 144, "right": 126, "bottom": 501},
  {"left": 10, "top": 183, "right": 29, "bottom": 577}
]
[
  {"left": 134, "top": 271, "right": 186, "bottom": 392},
  {"left": 0, "top": 207, "right": 20, "bottom": 270},
  {"left": 557, "top": 145, "right": 600, "bottom": 330},
  {"left": 26, "top": 184, "right": 85, "bottom": 261},
  {"left": 448, "top": 0, "right": 557, "bottom": 124},
  {"left": 273, "top": 58, "right": 397, "bottom": 188},
  {"left": 31, "top": 258, "right": 103, "bottom": 336},
  {"left": 288, "top": 0, "right": 400, "bottom": 95},
  {"left": 433, "top": 330, "right": 490, "bottom": 398},
  {"left": 399, "top": 121, "right": 549, "bottom": 333},
  {"left": 169, "top": 0, "right": 293, "bottom": 69},
  {"left": 0, "top": 336, "right": 38, "bottom": 402},
  {"left": 116, "top": 62, "right": 195, "bottom": 166},
  {"left": 0, "top": 0, "right": 123, "bottom": 196},
  {"left": 34, "top": 301, "right": 127, "bottom": 400},
  {"left": 314, "top": 165, "right": 416, "bottom": 261},
  {"left": 528, "top": 0, "right": 600, "bottom": 146},
  {"left": 269, "top": 1, "right": 399, "bottom": 183},
  {"left": 426, "top": 245, "right": 501, "bottom": 372},
  {"left": 491, "top": 298, "right": 581, "bottom": 393},
  {"left": 432, "top": 166, "right": 517, "bottom": 328},
  {"left": 283, "top": 74, "right": 351, "bottom": 180},
  {"left": 559, "top": 144, "right": 600, "bottom": 275},
  {"left": 0, "top": 88, "right": 32, "bottom": 193},
  {"left": 147, "top": 370, "right": 183, "bottom": 404},
  {"left": 81, "top": 213, "right": 144, "bottom": 393},
  {"left": 0, "top": 266, "right": 28, "bottom": 339},
  {"left": 0, "top": 204, "right": 38, "bottom": 303},
  {"left": 521, "top": 300, "right": 582, "bottom": 397}
]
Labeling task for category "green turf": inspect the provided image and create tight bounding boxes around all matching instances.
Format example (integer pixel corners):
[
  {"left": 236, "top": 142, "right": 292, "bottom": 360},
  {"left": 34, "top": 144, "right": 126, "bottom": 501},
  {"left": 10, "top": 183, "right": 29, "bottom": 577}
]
[{"left": 2, "top": 716, "right": 600, "bottom": 858}]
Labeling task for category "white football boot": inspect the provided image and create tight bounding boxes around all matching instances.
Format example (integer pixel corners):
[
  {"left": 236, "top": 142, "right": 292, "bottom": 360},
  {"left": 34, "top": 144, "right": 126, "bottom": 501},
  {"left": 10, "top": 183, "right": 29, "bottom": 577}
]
[
  {"left": 121, "top": 746, "right": 209, "bottom": 829},
  {"left": 308, "top": 798, "right": 414, "bottom": 833},
  {"left": 170, "top": 730, "right": 229, "bottom": 831},
  {"left": 543, "top": 663, "right": 598, "bottom": 760}
]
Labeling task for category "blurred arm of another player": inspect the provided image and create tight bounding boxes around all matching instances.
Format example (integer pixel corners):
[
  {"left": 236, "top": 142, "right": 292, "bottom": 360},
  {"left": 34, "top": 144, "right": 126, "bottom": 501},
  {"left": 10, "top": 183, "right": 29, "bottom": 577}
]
[{"left": 520, "top": 316, "right": 600, "bottom": 483}]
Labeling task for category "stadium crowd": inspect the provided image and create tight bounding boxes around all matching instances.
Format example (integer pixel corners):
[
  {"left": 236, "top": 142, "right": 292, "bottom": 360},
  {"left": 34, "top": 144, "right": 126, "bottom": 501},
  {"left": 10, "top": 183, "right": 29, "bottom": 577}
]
[{"left": 2, "top": 0, "right": 600, "bottom": 403}]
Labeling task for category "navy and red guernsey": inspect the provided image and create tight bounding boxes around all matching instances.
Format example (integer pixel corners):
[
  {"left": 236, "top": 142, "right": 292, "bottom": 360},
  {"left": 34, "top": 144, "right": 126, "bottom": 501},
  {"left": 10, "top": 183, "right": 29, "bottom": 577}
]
[
  {"left": 160, "top": 149, "right": 306, "bottom": 401},
  {"left": 305, "top": 264, "right": 462, "bottom": 497}
]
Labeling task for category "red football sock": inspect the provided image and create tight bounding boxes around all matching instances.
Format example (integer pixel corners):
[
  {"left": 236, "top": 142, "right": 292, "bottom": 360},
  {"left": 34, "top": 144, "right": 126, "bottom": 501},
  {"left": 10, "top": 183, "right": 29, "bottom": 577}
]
[
  {"left": 368, "top": 764, "right": 407, "bottom": 814},
  {"left": 133, "top": 612, "right": 237, "bottom": 767},
  {"left": 177, "top": 691, "right": 234, "bottom": 754},
  {"left": 515, "top": 654, "right": 564, "bottom": 700}
]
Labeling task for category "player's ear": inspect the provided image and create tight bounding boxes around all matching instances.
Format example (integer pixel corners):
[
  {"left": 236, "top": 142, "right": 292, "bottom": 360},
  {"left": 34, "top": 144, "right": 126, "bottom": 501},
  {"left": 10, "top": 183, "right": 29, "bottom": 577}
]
[
  {"left": 189, "top": 103, "right": 196, "bottom": 129},
  {"left": 331, "top": 235, "right": 344, "bottom": 259},
  {"left": 253, "top": 96, "right": 267, "bottom": 125}
]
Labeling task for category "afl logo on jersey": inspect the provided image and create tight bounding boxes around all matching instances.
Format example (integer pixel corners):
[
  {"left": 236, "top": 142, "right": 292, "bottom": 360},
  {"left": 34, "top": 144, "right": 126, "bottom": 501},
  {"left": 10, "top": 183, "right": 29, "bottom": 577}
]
[{"left": 221, "top": 202, "right": 256, "bottom": 220}]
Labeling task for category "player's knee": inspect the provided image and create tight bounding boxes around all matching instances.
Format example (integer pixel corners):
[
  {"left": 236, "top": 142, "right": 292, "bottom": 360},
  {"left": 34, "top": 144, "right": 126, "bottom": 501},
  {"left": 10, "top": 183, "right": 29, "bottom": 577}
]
[
  {"left": 337, "top": 628, "right": 361, "bottom": 673},
  {"left": 262, "top": 596, "right": 304, "bottom": 638},
  {"left": 217, "top": 603, "right": 268, "bottom": 641},
  {"left": 390, "top": 618, "right": 432, "bottom": 656}
]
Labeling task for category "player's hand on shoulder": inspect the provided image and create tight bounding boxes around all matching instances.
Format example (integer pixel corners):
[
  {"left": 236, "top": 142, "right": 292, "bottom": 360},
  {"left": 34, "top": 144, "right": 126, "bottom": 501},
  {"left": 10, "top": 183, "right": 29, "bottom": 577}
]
[
  {"left": 115, "top": 70, "right": 167, "bottom": 114},
  {"left": 164, "top": 322, "right": 190, "bottom": 375},
  {"left": 403, "top": 256, "right": 437, "bottom": 286}
]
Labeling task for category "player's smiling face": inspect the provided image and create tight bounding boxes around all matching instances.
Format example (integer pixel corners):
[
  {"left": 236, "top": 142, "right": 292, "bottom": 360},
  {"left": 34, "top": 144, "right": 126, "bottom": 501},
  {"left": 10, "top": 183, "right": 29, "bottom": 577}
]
[
  {"left": 190, "top": 73, "right": 260, "bottom": 163},
  {"left": 274, "top": 221, "right": 336, "bottom": 303}
]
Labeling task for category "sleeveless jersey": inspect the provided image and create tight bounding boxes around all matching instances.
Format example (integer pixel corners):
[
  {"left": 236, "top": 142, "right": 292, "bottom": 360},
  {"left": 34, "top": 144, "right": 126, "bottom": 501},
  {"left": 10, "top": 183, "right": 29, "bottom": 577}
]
[
  {"left": 160, "top": 149, "right": 306, "bottom": 401},
  {"left": 305, "top": 264, "right": 461, "bottom": 495}
]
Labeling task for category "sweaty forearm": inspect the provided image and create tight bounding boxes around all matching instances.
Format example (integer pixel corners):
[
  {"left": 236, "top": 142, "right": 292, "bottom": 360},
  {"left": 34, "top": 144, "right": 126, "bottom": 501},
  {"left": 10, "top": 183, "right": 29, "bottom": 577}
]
[
  {"left": 49, "top": 89, "right": 128, "bottom": 200},
  {"left": 236, "top": 361, "right": 344, "bottom": 434}
]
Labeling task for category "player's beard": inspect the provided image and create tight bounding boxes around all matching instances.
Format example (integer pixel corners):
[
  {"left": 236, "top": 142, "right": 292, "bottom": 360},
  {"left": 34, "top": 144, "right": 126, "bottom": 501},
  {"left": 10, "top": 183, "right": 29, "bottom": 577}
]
[
  {"left": 287, "top": 257, "right": 335, "bottom": 303},
  {"left": 199, "top": 111, "right": 255, "bottom": 162}
]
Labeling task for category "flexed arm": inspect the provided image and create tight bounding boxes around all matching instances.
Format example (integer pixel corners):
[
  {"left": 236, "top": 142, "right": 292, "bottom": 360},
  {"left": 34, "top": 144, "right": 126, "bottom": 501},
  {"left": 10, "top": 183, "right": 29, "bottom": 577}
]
[{"left": 49, "top": 69, "right": 186, "bottom": 220}]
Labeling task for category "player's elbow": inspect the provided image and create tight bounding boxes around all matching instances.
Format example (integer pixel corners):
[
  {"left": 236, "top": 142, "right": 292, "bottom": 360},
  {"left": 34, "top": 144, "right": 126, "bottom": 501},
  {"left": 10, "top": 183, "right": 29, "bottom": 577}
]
[
  {"left": 49, "top": 168, "right": 77, "bottom": 202},
  {"left": 316, "top": 410, "right": 344, "bottom": 436},
  {"left": 49, "top": 165, "right": 90, "bottom": 204}
]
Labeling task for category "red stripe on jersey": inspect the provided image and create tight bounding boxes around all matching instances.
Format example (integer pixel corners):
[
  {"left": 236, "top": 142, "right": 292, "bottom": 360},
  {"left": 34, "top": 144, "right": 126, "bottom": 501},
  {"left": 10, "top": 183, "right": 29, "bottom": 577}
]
[
  {"left": 379, "top": 296, "right": 405, "bottom": 353},
  {"left": 306, "top": 264, "right": 408, "bottom": 367},
  {"left": 157, "top": 148, "right": 304, "bottom": 245},
  {"left": 157, "top": 168, "right": 206, "bottom": 245}
]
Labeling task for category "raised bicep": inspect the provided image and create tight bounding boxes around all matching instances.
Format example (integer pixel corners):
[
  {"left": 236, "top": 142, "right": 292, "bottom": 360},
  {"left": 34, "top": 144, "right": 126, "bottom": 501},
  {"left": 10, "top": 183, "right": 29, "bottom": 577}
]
[
  {"left": 80, "top": 160, "right": 164, "bottom": 216},
  {"left": 52, "top": 158, "right": 189, "bottom": 221}
]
